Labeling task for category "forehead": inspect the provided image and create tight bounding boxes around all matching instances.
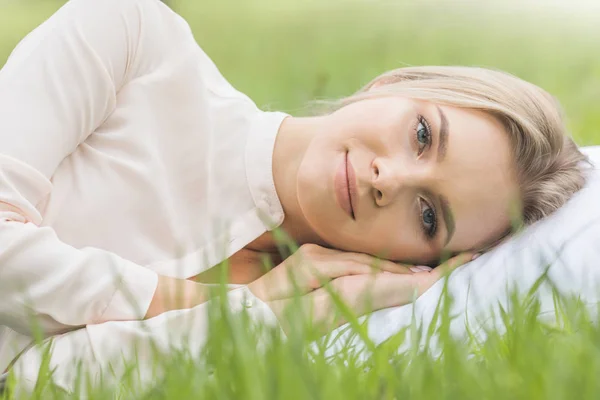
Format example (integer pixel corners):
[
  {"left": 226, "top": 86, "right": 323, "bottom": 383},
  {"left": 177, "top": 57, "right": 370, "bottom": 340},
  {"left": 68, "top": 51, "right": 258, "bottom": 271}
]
[{"left": 438, "top": 105, "right": 518, "bottom": 251}]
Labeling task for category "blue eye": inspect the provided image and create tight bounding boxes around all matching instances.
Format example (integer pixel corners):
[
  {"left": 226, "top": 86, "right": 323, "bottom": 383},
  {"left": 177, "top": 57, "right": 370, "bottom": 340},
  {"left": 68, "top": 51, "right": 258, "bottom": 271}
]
[
  {"left": 419, "top": 198, "right": 437, "bottom": 238},
  {"left": 416, "top": 116, "right": 431, "bottom": 155}
]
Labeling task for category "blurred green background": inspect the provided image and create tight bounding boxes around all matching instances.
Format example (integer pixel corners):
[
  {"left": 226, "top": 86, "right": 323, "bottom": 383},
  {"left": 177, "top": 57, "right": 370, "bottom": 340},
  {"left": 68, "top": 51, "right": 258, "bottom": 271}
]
[{"left": 1, "top": 0, "right": 599, "bottom": 145}]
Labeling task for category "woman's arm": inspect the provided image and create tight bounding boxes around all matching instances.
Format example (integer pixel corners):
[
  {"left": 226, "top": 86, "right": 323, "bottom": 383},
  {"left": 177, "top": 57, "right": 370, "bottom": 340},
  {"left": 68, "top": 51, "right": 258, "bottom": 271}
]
[
  {"left": 6, "top": 246, "right": 473, "bottom": 396},
  {"left": 9, "top": 286, "right": 280, "bottom": 396},
  {"left": 0, "top": 0, "right": 202, "bottom": 335}
]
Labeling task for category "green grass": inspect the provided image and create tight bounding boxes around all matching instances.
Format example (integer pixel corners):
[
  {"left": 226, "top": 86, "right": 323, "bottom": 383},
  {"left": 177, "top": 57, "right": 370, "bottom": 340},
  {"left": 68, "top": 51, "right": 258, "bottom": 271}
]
[
  {"left": 1, "top": 0, "right": 600, "bottom": 398},
  {"left": 5, "top": 278, "right": 600, "bottom": 399}
]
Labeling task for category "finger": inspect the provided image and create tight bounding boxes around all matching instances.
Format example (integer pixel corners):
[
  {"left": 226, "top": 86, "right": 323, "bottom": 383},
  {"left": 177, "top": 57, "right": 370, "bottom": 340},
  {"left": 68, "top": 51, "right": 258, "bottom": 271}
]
[
  {"left": 408, "top": 265, "right": 433, "bottom": 273},
  {"left": 378, "top": 260, "right": 416, "bottom": 274},
  {"left": 323, "top": 250, "right": 394, "bottom": 268},
  {"left": 278, "top": 273, "right": 409, "bottom": 336},
  {"left": 359, "top": 257, "right": 415, "bottom": 274},
  {"left": 320, "top": 258, "right": 415, "bottom": 282},
  {"left": 391, "top": 253, "right": 476, "bottom": 300},
  {"left": 267, "top": 286, "right": 346, "bottom": 336},
  {"left": 430, "top": 252, "right": 477, "bottom": 279},
  {"left": 326, "top": 252, "right": 415, "bottom": 275},
  {"left": 303, "top": 276, "right": 378, "bottom": 331},
  {"left": 305, "top": 260, "right": 378, "bottom": 290},
  {"left": 315, "top": 274, "right": 405, "bottom": 313},
  {"left": 322, "top": 250, "right": 377, "bottom": 265},
  {"left": 358, "top": 273, "right": 422, "bottom": 309}
]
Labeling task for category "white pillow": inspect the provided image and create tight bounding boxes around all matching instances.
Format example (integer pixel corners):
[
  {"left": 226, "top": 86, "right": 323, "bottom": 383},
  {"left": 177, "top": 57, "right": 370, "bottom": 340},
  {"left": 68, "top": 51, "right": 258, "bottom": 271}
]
[{"left": 325, "top": 146, "right": 600, "bottom": 356}]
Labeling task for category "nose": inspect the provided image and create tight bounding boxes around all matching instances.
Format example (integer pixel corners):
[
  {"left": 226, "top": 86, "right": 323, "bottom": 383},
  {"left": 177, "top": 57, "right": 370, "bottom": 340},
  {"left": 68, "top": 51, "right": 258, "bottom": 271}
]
[{"left": 371, "top": 156, "right": 416, "bottom": 207}]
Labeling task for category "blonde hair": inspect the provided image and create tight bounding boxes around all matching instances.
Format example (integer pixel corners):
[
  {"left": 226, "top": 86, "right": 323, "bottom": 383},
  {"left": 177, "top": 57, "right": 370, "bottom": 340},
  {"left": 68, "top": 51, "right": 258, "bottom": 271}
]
[{"left": 330, "top": 66, "right": 589, "bottom": 231}]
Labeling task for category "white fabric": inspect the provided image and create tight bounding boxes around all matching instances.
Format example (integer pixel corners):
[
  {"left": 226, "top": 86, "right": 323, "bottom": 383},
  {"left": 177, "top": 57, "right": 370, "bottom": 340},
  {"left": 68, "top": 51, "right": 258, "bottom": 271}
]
[
  {"left": 11, "top": 285, "right": 277, "bottom": 396},
  {"left": 0, "top": 0, "right": 286, "bottom": 371}
]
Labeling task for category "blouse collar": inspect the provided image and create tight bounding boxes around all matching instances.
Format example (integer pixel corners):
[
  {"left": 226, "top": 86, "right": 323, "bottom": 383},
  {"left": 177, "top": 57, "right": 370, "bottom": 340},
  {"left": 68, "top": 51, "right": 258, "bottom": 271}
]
[{"left": 244, "top": 111, "right": 290, "bottom": 231}]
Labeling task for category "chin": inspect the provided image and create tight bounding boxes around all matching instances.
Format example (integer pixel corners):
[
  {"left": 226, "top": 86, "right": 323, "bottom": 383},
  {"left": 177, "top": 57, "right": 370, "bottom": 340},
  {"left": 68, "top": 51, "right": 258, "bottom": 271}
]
[
  {"left": 310, "top": 219, "right": 358, "bottom": 252},
  {"left": 298, "top": 197, "right": 349, "bottom": 249}
]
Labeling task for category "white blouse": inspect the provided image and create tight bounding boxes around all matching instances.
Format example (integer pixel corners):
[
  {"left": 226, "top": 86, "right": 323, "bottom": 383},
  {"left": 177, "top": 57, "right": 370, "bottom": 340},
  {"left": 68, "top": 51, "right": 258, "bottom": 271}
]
[{"left": 0, "top": 0, "right": 287, "bottom": 375}]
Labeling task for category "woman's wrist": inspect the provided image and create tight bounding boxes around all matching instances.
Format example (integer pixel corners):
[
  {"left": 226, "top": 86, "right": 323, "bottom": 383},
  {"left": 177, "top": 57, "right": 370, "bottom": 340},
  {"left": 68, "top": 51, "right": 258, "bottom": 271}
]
[{"left": 145, "top": 276, "right": 208, "bottom": 319}]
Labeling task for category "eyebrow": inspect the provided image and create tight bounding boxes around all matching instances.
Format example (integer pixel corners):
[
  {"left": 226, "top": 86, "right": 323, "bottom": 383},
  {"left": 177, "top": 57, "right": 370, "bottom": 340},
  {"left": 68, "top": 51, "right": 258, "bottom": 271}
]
[
  {"left": 436, "top": 106, "right": 449, "bottom": 161},
  {"left": 439, "top": 194, "right": 455, "bottom": 246}
]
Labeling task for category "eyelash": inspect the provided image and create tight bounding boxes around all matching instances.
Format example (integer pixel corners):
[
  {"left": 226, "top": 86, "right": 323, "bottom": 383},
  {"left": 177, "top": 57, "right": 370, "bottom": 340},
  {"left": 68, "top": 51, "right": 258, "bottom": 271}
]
[
  {"left": 415, "top": 115, "right": 433, "bottom": 156},
  {"left": 419, "top": 197, "right": 438, "bottom": 239}
]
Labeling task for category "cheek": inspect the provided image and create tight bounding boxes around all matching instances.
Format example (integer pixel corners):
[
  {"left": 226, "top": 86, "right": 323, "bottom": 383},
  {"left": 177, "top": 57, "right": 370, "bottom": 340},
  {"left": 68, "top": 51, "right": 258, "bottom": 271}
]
[
  {"left": 367, "top": 214, "right": 416, "bottom": 260},
  {"left": 328, "top": 111, "right": 394, "bottom": 149},
  {"left": 451, "top": 209, "right": 512, "bottom": 251},
  {"left": 356, "top": 207, "right": 433, "bottom": 262}
]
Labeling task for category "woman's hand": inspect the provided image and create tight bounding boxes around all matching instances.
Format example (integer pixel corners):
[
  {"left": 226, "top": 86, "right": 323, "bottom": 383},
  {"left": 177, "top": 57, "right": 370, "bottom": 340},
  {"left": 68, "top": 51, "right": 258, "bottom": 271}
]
[
  {"left": 248, "top": 244, "right": 475, "bottom": 334},
  {"left": 247, "top": 244, "right": 413, "bottom": 301}
]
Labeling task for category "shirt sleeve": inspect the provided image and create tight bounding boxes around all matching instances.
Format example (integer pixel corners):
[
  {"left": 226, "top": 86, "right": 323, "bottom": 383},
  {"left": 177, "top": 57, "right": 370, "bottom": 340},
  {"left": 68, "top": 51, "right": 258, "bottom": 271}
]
[
  {"left": 0, "top": 0, "right": 184, "bottom": 335},
  {"left": 8, "top": 286, "right": 283, "bottom": 396}
]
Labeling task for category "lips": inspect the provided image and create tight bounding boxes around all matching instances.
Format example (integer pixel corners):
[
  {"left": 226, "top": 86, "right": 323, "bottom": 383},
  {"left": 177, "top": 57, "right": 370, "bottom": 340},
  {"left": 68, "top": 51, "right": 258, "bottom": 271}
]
[
  {"left": 334, "top": 152, "right": 357, "bottom": 220},
  {"left": 346, "top": 153, "right": 358, "bottom": 218}
]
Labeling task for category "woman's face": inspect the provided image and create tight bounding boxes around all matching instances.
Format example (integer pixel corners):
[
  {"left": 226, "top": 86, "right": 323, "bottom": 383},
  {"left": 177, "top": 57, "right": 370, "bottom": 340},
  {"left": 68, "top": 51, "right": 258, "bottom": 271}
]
[{"left": 295, "top": 96, "right": 519, "bottom": 264}]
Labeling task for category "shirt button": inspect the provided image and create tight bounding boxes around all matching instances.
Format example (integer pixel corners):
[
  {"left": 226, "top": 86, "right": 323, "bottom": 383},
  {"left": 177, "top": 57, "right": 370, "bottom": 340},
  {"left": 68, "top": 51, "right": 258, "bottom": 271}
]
[{"left": 243, "top": 298, "right": 254, "bottom": 308}]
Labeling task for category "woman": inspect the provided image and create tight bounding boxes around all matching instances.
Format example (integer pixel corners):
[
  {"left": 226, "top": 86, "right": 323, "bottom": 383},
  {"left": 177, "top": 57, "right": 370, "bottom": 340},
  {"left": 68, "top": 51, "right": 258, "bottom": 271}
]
[{"left": 0, "top": 0, "right": 587, "bottom": 374}]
